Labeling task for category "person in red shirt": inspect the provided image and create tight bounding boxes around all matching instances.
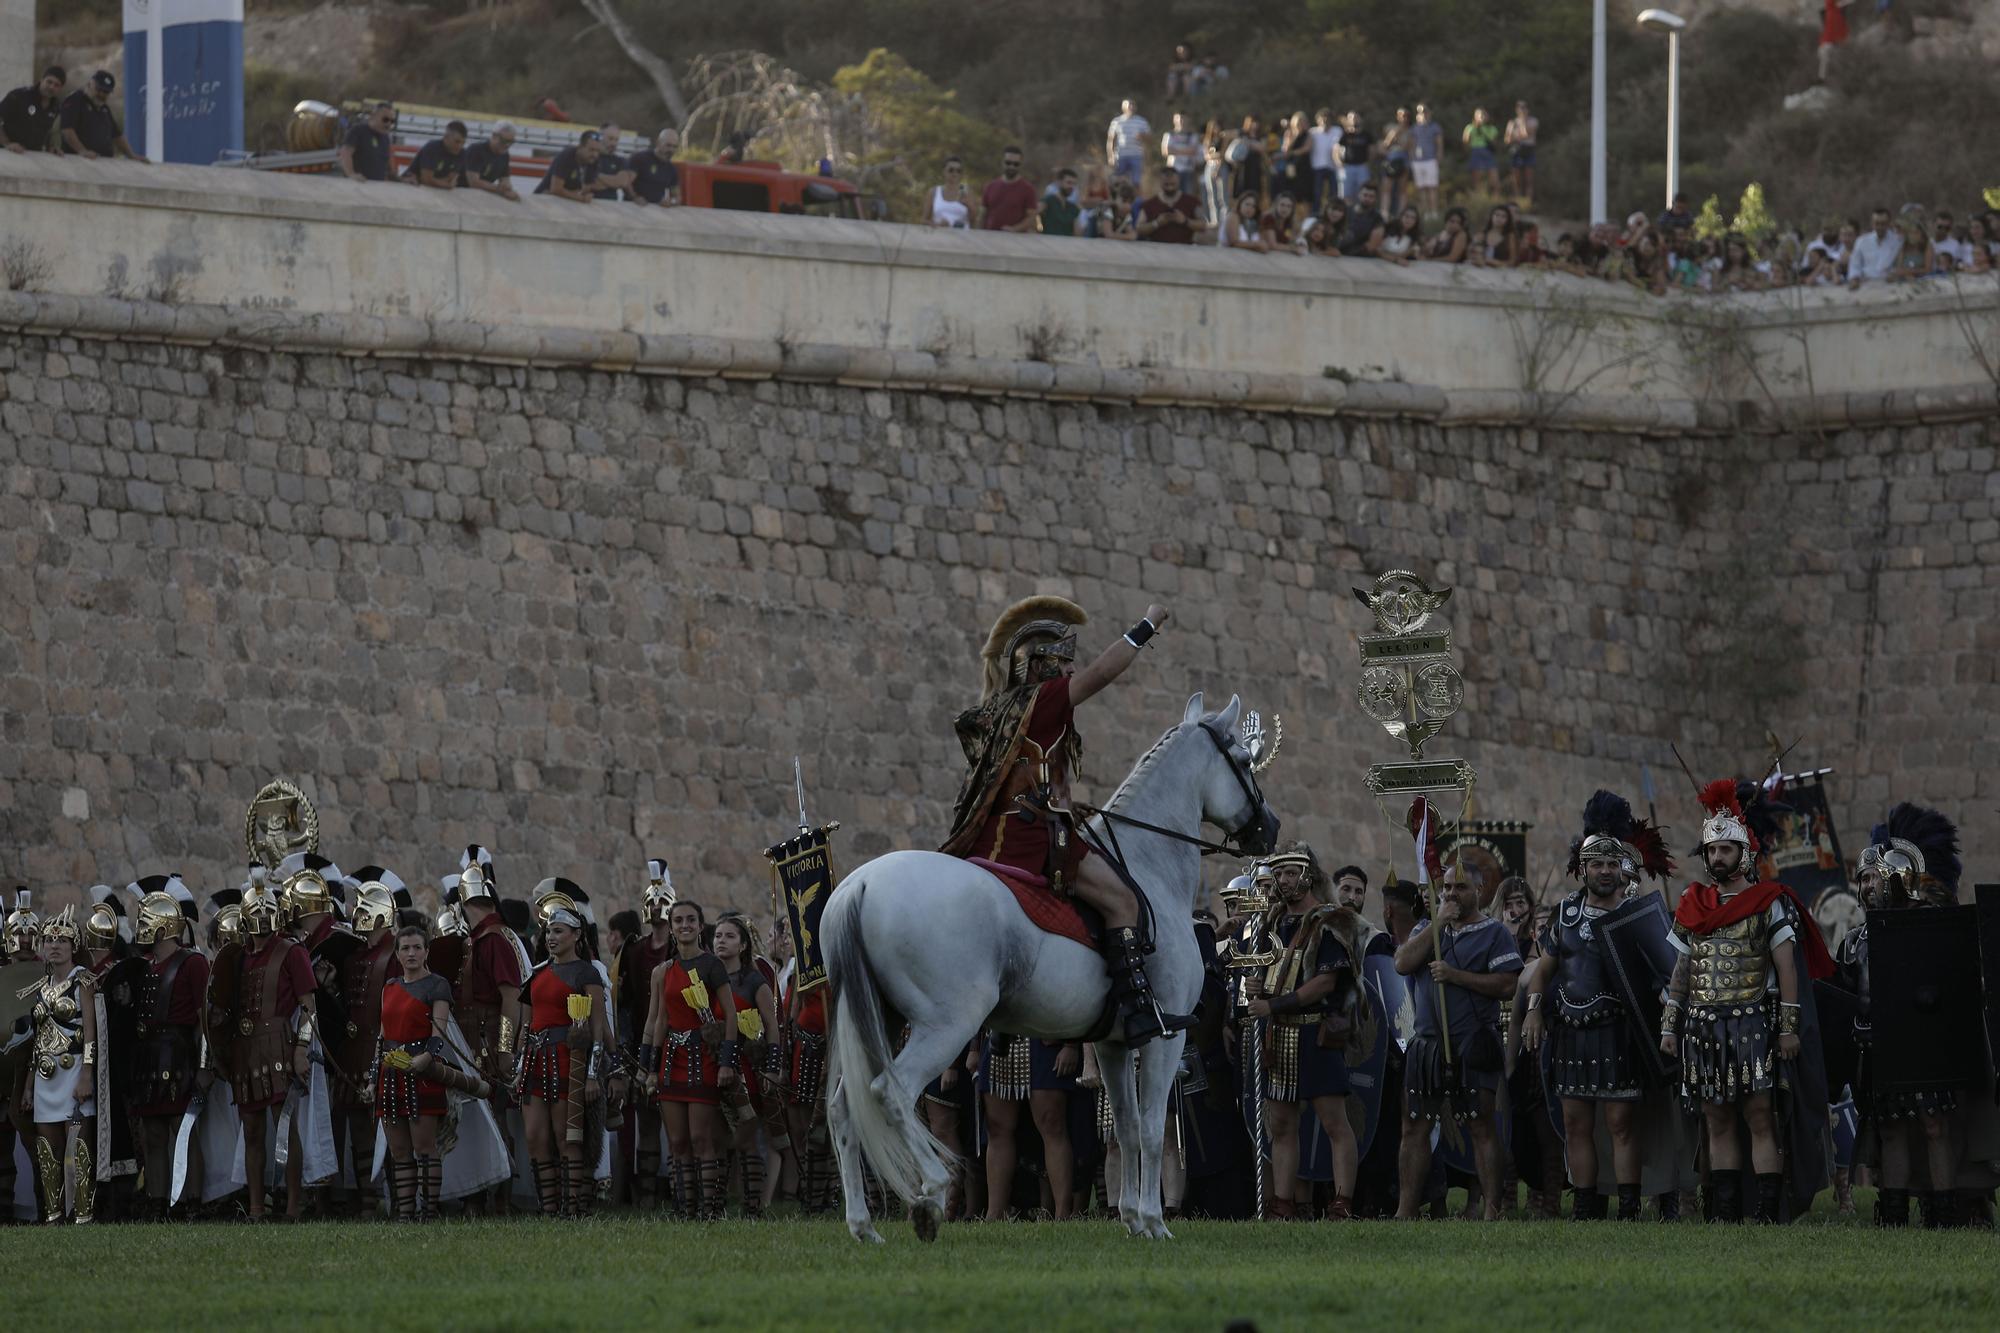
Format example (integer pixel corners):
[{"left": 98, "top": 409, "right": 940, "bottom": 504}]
[
  {"left": 616, "top": 858, "right": 678, "bottom": 1210},
  {"left": 640, "top": 900, "right": 739, "bottom": 1219},
  {"left": 1137, "top": 168, "right": 1206, "bottom": 244},
  {"left": 713, "top": 913, "right": 780, "bottom": 1217},
  {"left": 221, "top": 879, "right": 319, "bottom": 1218},
  {"left": 513, "top": 884, "right": 614, "bottom": 1217},
  {"left": 779, "top": 970, "right": 833, "bottom": 1212},
  {"left": 126, "top": 879, "right": 209, "bottom": 1221},
  {"left": 374, "top": 924, "right": 457, "bottom": 1219},
  {"left": 980, "top": 145, "right": 1039, "bottom": 233}
]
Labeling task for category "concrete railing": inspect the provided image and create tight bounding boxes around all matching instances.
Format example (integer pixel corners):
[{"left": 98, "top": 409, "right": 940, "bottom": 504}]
[{"left": 4, "top": 154, "right": 1997, "bottom": 431}]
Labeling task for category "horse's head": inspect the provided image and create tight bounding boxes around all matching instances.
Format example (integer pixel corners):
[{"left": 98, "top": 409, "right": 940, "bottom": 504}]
[{"left": 1182, "top": 692, "right": 1281, "bottom": 857}]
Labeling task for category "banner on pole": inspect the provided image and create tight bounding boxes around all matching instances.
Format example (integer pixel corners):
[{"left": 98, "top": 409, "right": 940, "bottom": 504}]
[{"left": 767, "top": 827, "right": 836, "bottom": 994}]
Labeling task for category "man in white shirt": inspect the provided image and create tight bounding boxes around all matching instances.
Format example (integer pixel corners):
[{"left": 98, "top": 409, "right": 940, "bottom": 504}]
[
  {"left": 1159, "top": 111, "right": 1200, "bottom": 193},
  {"left": 1307, "top": 107, "right": 1342, "bottom": 212},
  {"left": 1847, "top": 207, "right": 1902, "bottom": 286},
  {"left": 1106, "top": 99, "right": 1152, "bottom": 191},
  {"left": 1931, "top": 211, "right": 1973, "bottom": 271}
]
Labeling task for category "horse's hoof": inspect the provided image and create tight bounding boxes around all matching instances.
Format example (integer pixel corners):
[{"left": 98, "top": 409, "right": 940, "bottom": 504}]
[
  {"left": 912, "top": 1199, "right": 942, "bottom": 1243},
  {"left": 849, "top": 1219, "right": 885, "bottom": 1244}
]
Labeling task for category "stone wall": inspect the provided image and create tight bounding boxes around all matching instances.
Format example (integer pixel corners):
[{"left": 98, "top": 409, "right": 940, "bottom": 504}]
[{"left": 5, "top": 319, "right": 1994, "bottom": 920}]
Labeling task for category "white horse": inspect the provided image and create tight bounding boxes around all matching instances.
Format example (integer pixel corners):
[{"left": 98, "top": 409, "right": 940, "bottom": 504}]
[{"left": 821, "top": 693, "right": 1280, "bottom": 1242}]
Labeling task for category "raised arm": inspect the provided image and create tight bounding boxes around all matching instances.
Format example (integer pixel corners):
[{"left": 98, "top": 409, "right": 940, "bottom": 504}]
[{"left": 1069, "top": 602, "right": 1170, "bottom": 705}]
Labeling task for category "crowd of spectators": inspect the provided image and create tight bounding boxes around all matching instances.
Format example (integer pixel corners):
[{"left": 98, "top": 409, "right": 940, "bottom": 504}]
[{"left": 1, "top": 67, "right": 148, "bottom": 162}]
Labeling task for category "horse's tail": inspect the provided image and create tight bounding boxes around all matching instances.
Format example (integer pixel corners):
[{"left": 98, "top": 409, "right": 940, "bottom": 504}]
[{"left": 824, "top": 876, "right": 940, "bottom": 1205}]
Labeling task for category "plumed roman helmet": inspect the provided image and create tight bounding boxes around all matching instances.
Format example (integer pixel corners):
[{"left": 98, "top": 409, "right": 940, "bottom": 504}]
[
  {"left": 130, "top": 873, "right": 198, "bottom": 946},
  {"left": 84, "top": 883, "right": 130, "bottom": 949},
  {"left": 1568, "top": 790, "right": 1674, "bottom": 885},
  {"left": 642, "top": 858, "right": 676, "bottom": 924},
  {"left": 445, "top": 844, "right": 498, "bottom": 907},
  {"left": 3, "top": 888, "right": 39, "bottom": 954},
  {"left": 276, "top": 852, "right": 343, "bottom": 925},
  {"left": 534, "top": 877, "right": 591, "bottom": 932},
  {"left": 1858, "top": 802, "right": 1960, "bottom": 906},
  {"left": 979, "top": 595, "right": 1087, "bottom": 700},
  {"left": 41, "top": 903, "right": 82, "bottom": 947},
  {"left": 349, "top": 866, "right": 410, "bottom": 934},
  {"left": 241, "top": 879, "right": 286, "bottom": 937}
]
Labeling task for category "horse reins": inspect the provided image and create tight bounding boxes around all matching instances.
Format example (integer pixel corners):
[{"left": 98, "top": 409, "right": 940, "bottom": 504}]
[{"left": 1074, "top": 722, "right": 1268, "bottom": 861}]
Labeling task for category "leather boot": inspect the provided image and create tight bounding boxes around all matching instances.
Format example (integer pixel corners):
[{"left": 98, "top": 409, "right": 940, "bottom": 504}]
[
  {"left": 1711, "top": 1170, "right": 1743, "bottom": 1223},
  {"left": 1617, "top": 1184, "right": 1643, "bottom": 1221},
  {"left": 417, "top": 1155, "right": 442, "bottom": 1221},
  {"left": 1266, "top": 1196, "right": 1295, "bottom": 1220},
  {"left": 1570, "top": 1186, "right": 1598, "bottom": 1221},
  {"left": 1656, "top": 1190, "right": 1680, "bottom": 1222},
  {"left": 562, "top": 1158, "right": 593, "bottom": 1218},
  {"left": 34, "top": 1136, "right": 65, "bottom": 1224},
  {"left": 1753, "top": 1172, "right": 1782, "bottom": 1224},
  {"left": 530, "top": 1158, "right": 560, "bottom": 1216},
  {"left": 634, "top": 1150, "right": 660, "bottom": 1214},
  {"left": 1328, "top": 1194, "right": 1353, "bottom": 1220},
  {"left": 1876, "top": 1186, "right": 1910, "bottom": 1227},
  {"left": 1925, "top": 1190, "right": 1957, "bottom": 1230},
  {"left": 700, "top": 1157, "right": 726, "bottom": 1220},
  {"left": 740, "top": 1149, "right": 765, "bottom": 1219},
  {"left": 1103, "top": 927, "right": 1192, "bottom": 1046}
]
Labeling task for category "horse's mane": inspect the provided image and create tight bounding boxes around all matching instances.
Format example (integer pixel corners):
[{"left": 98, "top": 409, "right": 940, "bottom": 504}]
[{"left": 1102, "top": 721, "right": 1194, "bottom": 814}]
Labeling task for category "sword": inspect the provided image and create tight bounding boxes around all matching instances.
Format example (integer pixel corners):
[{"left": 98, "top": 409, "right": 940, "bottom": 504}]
[{"left": 170, "top": 1089, "right": 206, "bottom": 1206}]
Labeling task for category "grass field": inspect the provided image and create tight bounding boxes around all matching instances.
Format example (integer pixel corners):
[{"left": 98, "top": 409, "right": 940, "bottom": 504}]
[{"left": 9, "top": 1203, "right": 2000, "bottom": 1332}]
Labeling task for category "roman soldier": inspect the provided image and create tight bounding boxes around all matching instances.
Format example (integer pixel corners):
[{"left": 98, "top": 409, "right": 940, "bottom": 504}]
[
  {"left": 1661, "top": 779, "right": 1835, "bottom": 1223},
  {"left": 779, "top": 968, "right": 834, "bottom": 1213},
  {"left": 940, "top": 595, "right": 1184, "bottom": 1044},
  {"left": 1850, "top": 802, "right": 1972, "bottom": 1226},
  {"left": 335, "top": 867, "right": 408, "bottom": 1212},
  {"left": 514, "top": 880, "right": 616, "bottom": 1217},
  {"left": 80, "top": 883, "right": 142, "bottom": 1219},
  {"left": 1242, "top": 843, "right": 1371, "bottom": 1220},
  {"left": 441, "top": 846, "right": 526, "bottom": 1105},
  {"left": 218, "top": 875, "right": 320, "bottom": 1218},
  {"left": 1520, "top": 791, "right": 1674, "bottom": 1220},
  {"left": 0, "top": 888, "right": 37, "bottom": 1215},
  {"left": 22, "top": 906, "right": 100, "bottom": 1223},
  {"left": 639, "top": 899, "right": 740, "bottom": 1219},
  {"left": 616, "top": 857, "right": 678, "bottom": 1209},
  {"left": 125, "top": 876, "right": 210, "bottom": 1221}
]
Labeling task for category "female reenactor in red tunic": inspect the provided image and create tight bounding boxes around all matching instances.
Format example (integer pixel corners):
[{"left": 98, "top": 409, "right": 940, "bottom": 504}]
[
  {"left": 374, "top": 925, "right": 455, "bottom": 1220},
  {"left": 512, "top": 896, "right": 613, "bottom": 1218},
  {"left": 639, "top": 900, "right": 738, "bottom": 1219},
  {"left": 780, "top": 972, "right": 834, "bottom": 1212},
  {"left": 713, "top": 913, "right": 780, "bottom": 1218}
]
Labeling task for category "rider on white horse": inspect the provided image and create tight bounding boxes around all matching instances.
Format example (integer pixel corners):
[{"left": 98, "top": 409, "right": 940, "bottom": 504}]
[{"left": 938, "top": 595, "right": 1190, "bottom": 1046}]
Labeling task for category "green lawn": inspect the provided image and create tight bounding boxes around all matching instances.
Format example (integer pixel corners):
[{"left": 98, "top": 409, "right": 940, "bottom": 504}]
[{"left": 8, "top": 1209, "right": 1997, "bottom": 1331}]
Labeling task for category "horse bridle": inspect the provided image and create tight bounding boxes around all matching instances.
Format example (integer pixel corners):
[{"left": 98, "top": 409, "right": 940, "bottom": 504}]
[{"left": 1076, "top": 721, "right": 1274, "bottom": 860}]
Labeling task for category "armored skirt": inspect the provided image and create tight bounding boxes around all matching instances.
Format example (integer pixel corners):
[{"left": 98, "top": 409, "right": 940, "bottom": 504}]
[
  {"left": 374, "top": 973, "right": 453, "bottom": 1121},
  {"left": 654, "top": 952, "right": 736, "bottom": 1106},
  {"left": 1547, "top": 1009, "right": 1643, "bottom": 1101},
  {"left": 784, "top": 983, "right": 828, "bottom": 1109},
  {"left": 976, "top": 1033, "right": 1077, "bottom": 1102},
  {"left": 515, "top": 960, "right": 598, "bottom": 1103},
  {"left": 129, "top": 947, "right": 209, "bottom": 1119},
  {"left": 1680, "top": 1001, "right": 1776, "bottom": 1104},
  {"left": 1403, "top": 1033, "right": 1499, "bottom": 1122},
  {"left": 1264, "top": 1018, "right": 1351, "bottom": 1102}
]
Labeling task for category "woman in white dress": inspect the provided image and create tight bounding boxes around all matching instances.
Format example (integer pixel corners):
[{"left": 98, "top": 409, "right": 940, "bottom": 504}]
[
  {"left": 925, "top": 156, "right": 975, "bottom": 229},
  {"left": 24, "top": 905, "right": 98, "bottom": 1223}
]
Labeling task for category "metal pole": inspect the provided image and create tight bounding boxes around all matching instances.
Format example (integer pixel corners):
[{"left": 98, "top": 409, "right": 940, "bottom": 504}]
[
  {"left": 1664, "top": 31, "right": 1681, "bottom": 209},
  {"left": 1590, "top": 0, "right": 1607, "bottom": 225},
  {"left": 145, "top": 0, "right": 165, "bottom": 162}
]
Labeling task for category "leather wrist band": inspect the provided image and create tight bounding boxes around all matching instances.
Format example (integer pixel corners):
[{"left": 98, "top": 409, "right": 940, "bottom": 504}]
[
  {"left": 1122, "top": 617, "right": 1158, "bottom": 650},
  {"left": 1270, "top": 990, "right": 1301, "bottom": 1015},
  {"left": 719, "top": 1039, "right": 740, "bottom": 1068}
]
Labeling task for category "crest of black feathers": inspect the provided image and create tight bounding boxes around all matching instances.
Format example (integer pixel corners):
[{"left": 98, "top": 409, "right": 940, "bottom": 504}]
[
  {"left": 1567, "top": 789, "right": 1675, "bottom": 881},
  {"left": 1874, "top": 802, "right": 1962, "bottom": 891}
]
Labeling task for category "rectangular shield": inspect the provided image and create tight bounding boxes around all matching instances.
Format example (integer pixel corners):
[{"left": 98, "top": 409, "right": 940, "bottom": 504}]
[
  {"left": 1593, "top": 893, "right": 1679, "bottom": 1082},
  {"left": 1868, "top": 905, "right": 1985, "bottom": 1095},
  {"left": 1976, "top": 885, "right": 2000, "bottom": 1099},
  {"left": 768, "top": 828, "right": 836, "bottom": 994}
]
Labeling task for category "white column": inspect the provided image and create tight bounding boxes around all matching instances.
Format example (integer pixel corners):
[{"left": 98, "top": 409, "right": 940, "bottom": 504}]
[
  {"left": 1589, "top": 0, "right": 1607, "bottom": 225},
  {"left": 1665, "top": 31, "right": 1681, "bottom": 208},
  {"left": 145, "top": 0, "right": 166, "bottom": 161},
  {"left": 0, "top": 0, "right": 35, "bottom": 91}
]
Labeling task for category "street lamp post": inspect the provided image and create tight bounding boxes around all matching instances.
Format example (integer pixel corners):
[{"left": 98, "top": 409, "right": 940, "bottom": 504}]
[
  {"left": 1590, "top": 0, "right": 1606, "bottom": 225},
  {"left": 1637, "top": 9, "right": 1688, "bottom": 210}
]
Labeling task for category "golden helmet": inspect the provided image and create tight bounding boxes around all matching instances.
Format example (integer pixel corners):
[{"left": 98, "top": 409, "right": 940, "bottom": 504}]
[
  {"left": 131, "top": 874, "right": 197, "bottom": 947},
  {"left": 41, "top": 903, "right": 82, "bottom": 947},
  {"left": 276, "top": 853, "right": 342, "bottom": 925},
  {"left": 215, "top": 904, "right": 246, "bottom": 949},
  {"left": 241, "top": 881, "right": 285, "bottom": 936},
  {"left": 533, "top": 877, "right": 591, "bottom": 931},
  {"left": 3, "top": 887, "right": 39, "bottom": 954},
  {"left": 348, "top": 866, "right": 409, "bottom": 934},
  {"left": 84, "top": 884, "right": 128, "bottom": 950},
  {"left": 642, "top": 858, "right": 675, "bottom": 924},
  {"left": 446, "top": 845, "right": 498, "bottom": 906}
]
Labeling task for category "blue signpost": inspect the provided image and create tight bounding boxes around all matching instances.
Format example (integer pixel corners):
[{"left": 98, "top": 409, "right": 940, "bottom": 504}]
[{"left": 122, "top": 0, "right": 243, "bottom": 164}]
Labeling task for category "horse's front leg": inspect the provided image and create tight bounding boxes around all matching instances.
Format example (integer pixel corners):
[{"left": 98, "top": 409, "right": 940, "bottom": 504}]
[
  {"left": 1095, "top": 1040, "right": 1145, "bottom": 1236},
  {"left": 1133, "top": 1032, "right": 1186, "bottom": 1239}
]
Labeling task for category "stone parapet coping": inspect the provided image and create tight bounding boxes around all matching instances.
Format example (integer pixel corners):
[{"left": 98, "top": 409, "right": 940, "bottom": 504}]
[{"left": 5, "top": 288, "right": 1995, "bottom": 435}]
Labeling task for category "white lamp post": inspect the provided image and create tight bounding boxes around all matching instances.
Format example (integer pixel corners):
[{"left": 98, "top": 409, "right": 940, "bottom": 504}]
[
  {"left": 1590, "top": 0, "right": 1606, "bottom": 225},
  {"left": 1637, "top": 9, "right": 1687, "bottom": 210}
]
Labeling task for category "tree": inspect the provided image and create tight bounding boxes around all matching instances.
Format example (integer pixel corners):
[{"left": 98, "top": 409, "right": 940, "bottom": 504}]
[
  {"left": 831, "top": 49, "right": 1015, "bottom": 223},
  {"left": 1730, "top": 183, "right": 1776, "bottom": 248},
  {"left": 1692, "top": 194, "right": 1727, "bottom": 242},
  {"left": 580, "top": 0, "right": 688, "bottom": 125}
]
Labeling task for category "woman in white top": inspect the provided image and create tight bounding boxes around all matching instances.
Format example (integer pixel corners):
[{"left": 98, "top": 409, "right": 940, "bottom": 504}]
[
  {"left": 1222, "top": 190, "right": 1270, "bottom": 252},
  {"left": 926, "top": 156, "right": 974, "bottom": 228}
]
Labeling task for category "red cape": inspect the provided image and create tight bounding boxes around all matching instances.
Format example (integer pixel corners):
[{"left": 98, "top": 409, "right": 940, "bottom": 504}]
[{"left": 1676, "top": 879, "right": 1835, "bottom": 980}]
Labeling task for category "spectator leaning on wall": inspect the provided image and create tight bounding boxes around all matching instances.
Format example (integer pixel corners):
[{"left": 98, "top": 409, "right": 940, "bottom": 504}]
[
  {"left": 61, "top": 70, "right": 147, "bottom": 163},
  {"left": 980, "top": 146, "right": 1039, "bottom": 233},
  {"left": 1846, "top": 206, "right": 1901, "bottom": 286},
  {"left": 1, "top": 66, "right": 66, "bottom": 154},
  {"left": 406, "top": 120, "right": 467, "bottom": 190},
  {"left": 627, "top": 128, "right": 681, "bottom": 207},
  {"left": 1041, "top": 168, "right": 1084, "bottom": 237},
  {"left": 461, "top": 122, "right": 520, "bottom": 202},
  {"left": 536, "top": 129, "right": 604, "bottom": 202},
  {"left": 1137, "top": 168, "right": 1205, "bottom": 244},
  {"left": 592, "top": 124, "right": 636, "bottom": 202},
  {"left": 339, "top": 102, "right": 394, "bottom": 182}
]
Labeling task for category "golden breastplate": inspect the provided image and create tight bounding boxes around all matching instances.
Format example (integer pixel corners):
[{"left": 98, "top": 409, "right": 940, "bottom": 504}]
[{"left": 1689, "top": 913, "right": 1772, "bottom": 1005}]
